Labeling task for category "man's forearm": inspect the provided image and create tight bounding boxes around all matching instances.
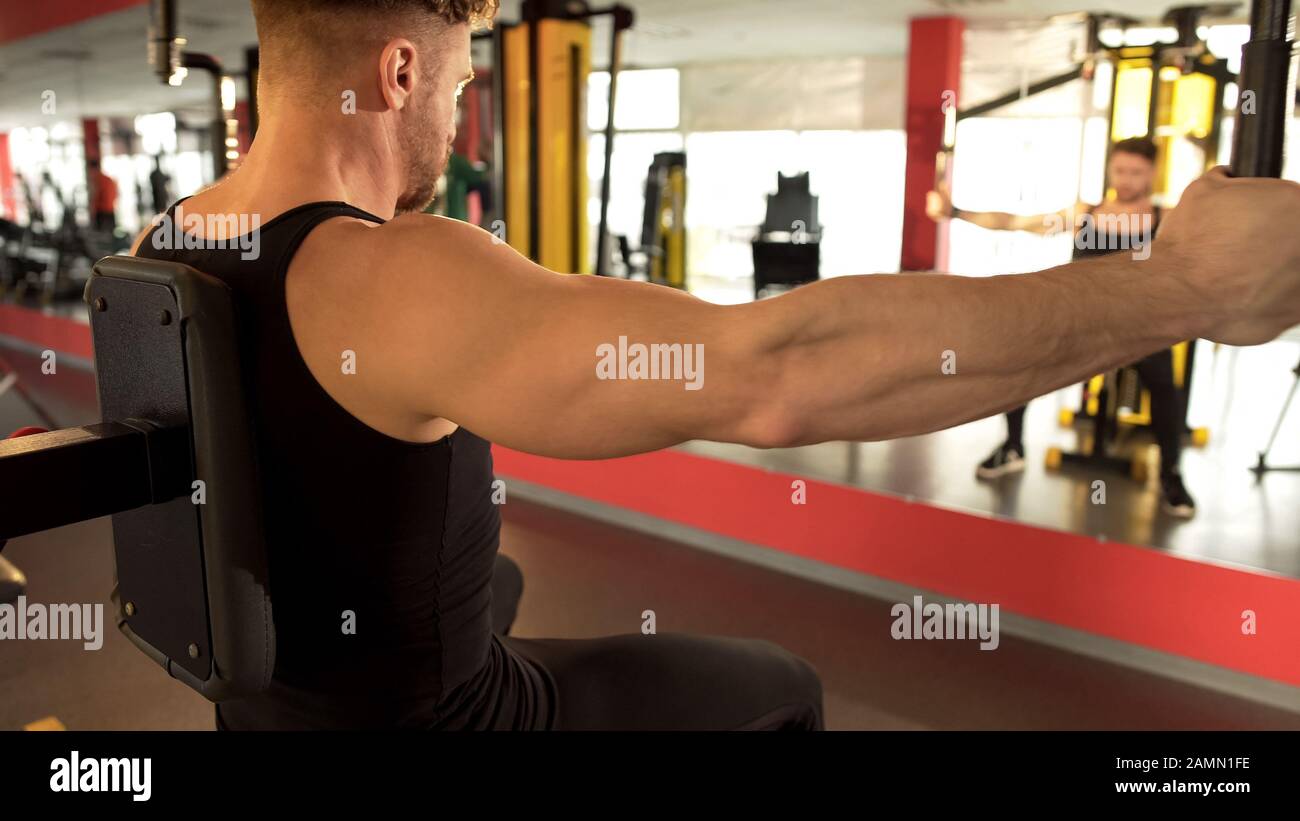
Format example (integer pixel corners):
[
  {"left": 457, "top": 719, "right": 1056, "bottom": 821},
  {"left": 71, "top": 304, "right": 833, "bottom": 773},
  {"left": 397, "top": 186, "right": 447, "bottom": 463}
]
[{"left": 748, "top": 254, "right": 1206, "bottom": 445}]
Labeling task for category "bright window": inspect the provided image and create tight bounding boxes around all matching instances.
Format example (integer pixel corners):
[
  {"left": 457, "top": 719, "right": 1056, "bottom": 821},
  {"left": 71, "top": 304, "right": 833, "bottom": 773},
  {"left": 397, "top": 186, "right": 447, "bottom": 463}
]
[
  {"left": 683, "top": 130, "right": 905, "bottom": 280},
  {"left": 947, "top": 117, "right": 1088, "bottom": 276},
  {"left": 588, "top": 69, "right": 681, "bottom": 132}
]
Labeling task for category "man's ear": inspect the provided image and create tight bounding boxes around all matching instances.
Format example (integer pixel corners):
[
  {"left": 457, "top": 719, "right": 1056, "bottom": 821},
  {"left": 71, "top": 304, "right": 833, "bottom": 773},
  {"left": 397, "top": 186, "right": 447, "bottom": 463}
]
[{"left": 378, "top": 38, "right": 419, "bottom": 110}]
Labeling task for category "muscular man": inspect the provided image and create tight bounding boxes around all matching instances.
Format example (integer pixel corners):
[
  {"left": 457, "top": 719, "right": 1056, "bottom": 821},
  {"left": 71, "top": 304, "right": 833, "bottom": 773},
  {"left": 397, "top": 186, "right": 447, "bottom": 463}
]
[
  {"left": 133, "top": 0, "right": 1300, "bottom": 729},
  {"left": 929, "top": 138, "right": 1195, "bottom": 517}
]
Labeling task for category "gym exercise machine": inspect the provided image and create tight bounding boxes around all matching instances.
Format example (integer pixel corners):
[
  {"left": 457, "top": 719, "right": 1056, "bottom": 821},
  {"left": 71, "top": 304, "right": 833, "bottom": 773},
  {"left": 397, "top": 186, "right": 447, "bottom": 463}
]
[
  {"left": 752, "top": 171, "right": 822, "bottom": 300},
  {"left": 615, "top": 151, "right": 688, "bottom": 289},
  {"left": 492, "top": 0, "right": 634, "bottom": 275},
  {"left": 0, "top": 0, "right": 1292, "bottom": 712},
  {"left": 1252, "top": 356, "right": 1300, "bottom": 475},
  {"left": 0, "top": 257, "right": 272, "bottom": 701},
  {"left": 1054, "top": 1, "right": 1296, "bottom": 480},
  {"left": 2, "top": 166, "right": 130, "bottom": 307},
  {"left": 148, "top": 0, "right": 242, "bottom": 181},
  {"left": 939, "top": 4, "right": 1261, "bottom": 480}
]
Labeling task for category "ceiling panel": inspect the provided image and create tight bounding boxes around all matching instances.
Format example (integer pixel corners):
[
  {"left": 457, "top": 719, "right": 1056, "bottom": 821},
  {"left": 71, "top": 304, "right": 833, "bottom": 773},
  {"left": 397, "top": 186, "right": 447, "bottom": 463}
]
[{"left": 0, "top": 0, "right": 1246, "bottom": 130}]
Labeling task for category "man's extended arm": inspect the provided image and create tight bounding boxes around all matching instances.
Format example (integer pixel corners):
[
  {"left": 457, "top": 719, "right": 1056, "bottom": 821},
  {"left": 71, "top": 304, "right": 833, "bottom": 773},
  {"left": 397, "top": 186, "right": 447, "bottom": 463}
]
[{"left": 299, "top": 169, "right": 1300, "bottom": 460}]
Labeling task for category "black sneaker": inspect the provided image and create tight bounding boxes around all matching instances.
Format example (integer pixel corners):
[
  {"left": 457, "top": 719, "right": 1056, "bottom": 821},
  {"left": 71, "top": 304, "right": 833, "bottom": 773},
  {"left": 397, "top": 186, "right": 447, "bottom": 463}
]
[
  {"left": 1160, "top": 474, "right": 1197, "bottom": 519},
  {"left": 976, "top": 443, "right": 1025, "bottom": 480}
]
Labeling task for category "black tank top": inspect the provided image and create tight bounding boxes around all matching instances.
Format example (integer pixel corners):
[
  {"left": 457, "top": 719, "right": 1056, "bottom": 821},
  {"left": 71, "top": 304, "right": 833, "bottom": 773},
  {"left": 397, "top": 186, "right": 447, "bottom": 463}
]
[
  {"left": 1072, "top": 204, "right": 1161, "bottom": 261},
  {"left": 135, "top": 201, "right": 552, "bottom": 728}
]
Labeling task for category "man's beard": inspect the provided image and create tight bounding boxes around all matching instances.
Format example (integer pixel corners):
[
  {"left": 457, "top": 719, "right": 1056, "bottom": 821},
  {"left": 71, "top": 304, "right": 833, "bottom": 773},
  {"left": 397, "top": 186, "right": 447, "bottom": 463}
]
[{"left": 395, "top": 126, "right": 453, "bottom": 215}]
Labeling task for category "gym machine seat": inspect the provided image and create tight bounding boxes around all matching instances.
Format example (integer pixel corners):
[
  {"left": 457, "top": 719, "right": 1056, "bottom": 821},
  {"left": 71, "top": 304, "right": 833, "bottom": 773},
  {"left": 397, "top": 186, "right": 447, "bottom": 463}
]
[
  {"left": 0, "top": 255, "right": 274, "bottom": 702},
  {"left": 752, "top": 172, "right": 822, "bottom": 299}
]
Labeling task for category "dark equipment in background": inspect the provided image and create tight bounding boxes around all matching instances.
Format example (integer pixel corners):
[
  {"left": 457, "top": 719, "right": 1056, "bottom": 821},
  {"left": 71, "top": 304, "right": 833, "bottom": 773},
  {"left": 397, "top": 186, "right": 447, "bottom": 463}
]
[
  {"left": 492, "top": 0, "right": 634, "bottom": 274},
  {"left": 1252, "top": 357, "right": 1300, "bottom": 476},
  {"left": 2, "top": 169, "right": 130, "bottom": 306},
  {"left": 942, "top": 4, "right": 1252, "bottom": 479},
  {"left": 149, "top": 0, "right": 240, "bottom": 181},
  {"left": 1233, "top": 0, "right": 1298, "bottom": 475},
  {"left": 752, "top": 171, "right": 822, "bottom": 299},
  {"left": 615, "top": 151, "right": 687, "bottom": 288}
]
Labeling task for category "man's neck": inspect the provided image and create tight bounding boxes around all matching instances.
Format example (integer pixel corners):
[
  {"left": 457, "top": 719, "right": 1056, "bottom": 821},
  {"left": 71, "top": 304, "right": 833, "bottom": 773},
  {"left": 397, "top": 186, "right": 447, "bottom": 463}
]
[{"left": 229, "top": 113, "right": 401, "bottom": 220}]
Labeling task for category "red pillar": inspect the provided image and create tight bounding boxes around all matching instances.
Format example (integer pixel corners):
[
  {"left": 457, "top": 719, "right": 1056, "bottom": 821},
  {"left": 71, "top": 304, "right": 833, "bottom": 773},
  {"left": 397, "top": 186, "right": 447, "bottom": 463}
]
[
  {"left": 0, "top": 133, "right": 15, "bottom": 220},
  {"left": 902, "top": 16, "right": 964, "bottom": 273}
]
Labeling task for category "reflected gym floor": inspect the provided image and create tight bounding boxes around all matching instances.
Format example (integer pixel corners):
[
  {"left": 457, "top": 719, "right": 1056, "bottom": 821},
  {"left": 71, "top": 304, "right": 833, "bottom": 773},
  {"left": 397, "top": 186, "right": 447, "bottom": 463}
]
[
  {"left": 680, "top": 337, "right": 1300, "bottom": 579},
  {"left": 3, "top": 339, "right": 1300, "bottom": 728}
]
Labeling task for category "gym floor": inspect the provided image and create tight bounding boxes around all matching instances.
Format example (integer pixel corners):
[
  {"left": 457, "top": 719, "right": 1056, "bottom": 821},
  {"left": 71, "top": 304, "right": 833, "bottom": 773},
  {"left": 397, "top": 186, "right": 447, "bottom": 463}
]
[
  {"left": 682, "top": 337, "right": 1300, "bottom": 578},
  {"left": 3, "top": 339, "right": 1299, "bottom": 730}
]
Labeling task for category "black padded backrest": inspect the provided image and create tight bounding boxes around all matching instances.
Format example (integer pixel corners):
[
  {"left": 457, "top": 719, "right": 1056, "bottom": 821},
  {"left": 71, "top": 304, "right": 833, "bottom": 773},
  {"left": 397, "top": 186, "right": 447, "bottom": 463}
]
[
  {"left": 761, "top": 172, "right": 819, "bottom": 236},
  {"left": 86, "top": 255, "right": 273, "bottom": 702}
]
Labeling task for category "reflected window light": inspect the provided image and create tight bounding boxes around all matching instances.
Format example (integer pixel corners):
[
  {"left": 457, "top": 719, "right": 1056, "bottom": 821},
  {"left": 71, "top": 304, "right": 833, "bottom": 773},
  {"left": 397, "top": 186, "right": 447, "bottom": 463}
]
[
  {"left": 588, "top": 69, "right": 680, "bottom": 131},
  {"left": 1091, "top": 61, "right": 1114, "bottom": 111},
  {"left": 1205, "top": 24, "right": 1251, "bottom": 74},
  {"left": 220, "top": 76, "right": 238, "bottom": 113},
  {"left": 1122, "top": 26, "right": 1178, "bottom": 46},
  {"left": 135, "top": 112, "right": 178, "bottom": 156},
  {"left": 1223, "top": 81, "right": 1238, "bottom": 110}
]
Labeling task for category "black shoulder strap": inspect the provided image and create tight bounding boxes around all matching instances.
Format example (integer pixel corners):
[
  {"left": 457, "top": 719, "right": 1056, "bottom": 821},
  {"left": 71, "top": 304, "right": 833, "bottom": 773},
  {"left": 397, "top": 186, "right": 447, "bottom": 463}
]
[{"left": 271, "top": 202, "right": 386, "bottom": 281}]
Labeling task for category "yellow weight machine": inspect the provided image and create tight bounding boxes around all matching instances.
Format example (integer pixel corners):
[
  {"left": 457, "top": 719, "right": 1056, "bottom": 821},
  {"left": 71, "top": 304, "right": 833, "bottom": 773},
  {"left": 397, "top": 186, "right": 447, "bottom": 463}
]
[{"left": 492, "top": 0, "right": 634, "bottom": 275}]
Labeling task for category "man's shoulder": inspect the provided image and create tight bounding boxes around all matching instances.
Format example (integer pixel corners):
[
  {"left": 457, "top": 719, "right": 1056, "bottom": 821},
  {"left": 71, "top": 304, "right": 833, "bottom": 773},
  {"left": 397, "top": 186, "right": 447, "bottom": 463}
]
[
  {"left": 289, "top": 212, "right": 494, "bottom": 307},
  {"left": 304, "top": 212, "right": 501, "bottom": 282}
]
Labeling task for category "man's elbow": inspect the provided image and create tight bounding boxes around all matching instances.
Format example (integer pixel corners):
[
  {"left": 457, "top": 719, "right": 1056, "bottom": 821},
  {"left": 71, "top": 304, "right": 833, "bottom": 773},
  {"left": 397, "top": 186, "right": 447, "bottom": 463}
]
[
  {"left": 730, "top": 379, "right": 808, "bottom": 450},
  {"left": 727, "top": 404, "right": 801, "bottom": 450}
]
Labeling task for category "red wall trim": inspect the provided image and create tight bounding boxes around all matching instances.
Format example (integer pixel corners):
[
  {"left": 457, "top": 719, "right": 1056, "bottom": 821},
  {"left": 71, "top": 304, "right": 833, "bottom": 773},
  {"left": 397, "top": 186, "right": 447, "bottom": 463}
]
[
  {"left": 0, "top": 305, "right": 95, "bottom": 361},
  {"left": 0, "top": 0, "right": 149, "bottom": 46},
  {"left": 493, "top": 446, "right": 1300, "bottom": 688}
]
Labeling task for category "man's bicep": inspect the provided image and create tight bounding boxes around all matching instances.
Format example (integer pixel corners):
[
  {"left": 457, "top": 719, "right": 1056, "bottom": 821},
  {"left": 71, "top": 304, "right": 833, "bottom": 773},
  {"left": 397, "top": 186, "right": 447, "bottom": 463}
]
[{"left": 385, "top": 218, "right": 767, "bottom": 458}]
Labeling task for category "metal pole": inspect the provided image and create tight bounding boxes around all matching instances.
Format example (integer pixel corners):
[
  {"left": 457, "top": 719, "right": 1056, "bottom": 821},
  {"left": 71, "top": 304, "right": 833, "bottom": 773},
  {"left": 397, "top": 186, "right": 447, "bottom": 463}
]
[
  {"left": 1230, "top": 0, "right": 1296, "bottom": 178},
  {"left": 594, "top": 27, "right": 623, "bottom": 276}
]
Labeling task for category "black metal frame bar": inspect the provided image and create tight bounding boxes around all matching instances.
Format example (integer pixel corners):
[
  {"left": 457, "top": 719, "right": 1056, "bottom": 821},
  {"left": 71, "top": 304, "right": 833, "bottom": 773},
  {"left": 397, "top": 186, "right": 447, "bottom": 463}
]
[
  {"left": 149, "top": 0, "right": 230, "bottom": 180},
  {"left": 0, "top": 422, "right": 189, "bottom": 541},
  {"left": 1231, "top": 0, "right": 1296, "bottom": 178},
  {"left": 591, "top": 5, "right": 635, "bottom": 276},
  {"left": 519, "top": 0, "right": 634, "bottom": 274},
  {"left": 956, "top": 65, "right": 1087, "bottom": 122},
  {"left": 1252, "top": 358, "right": 1300, "bottom": 475}
]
